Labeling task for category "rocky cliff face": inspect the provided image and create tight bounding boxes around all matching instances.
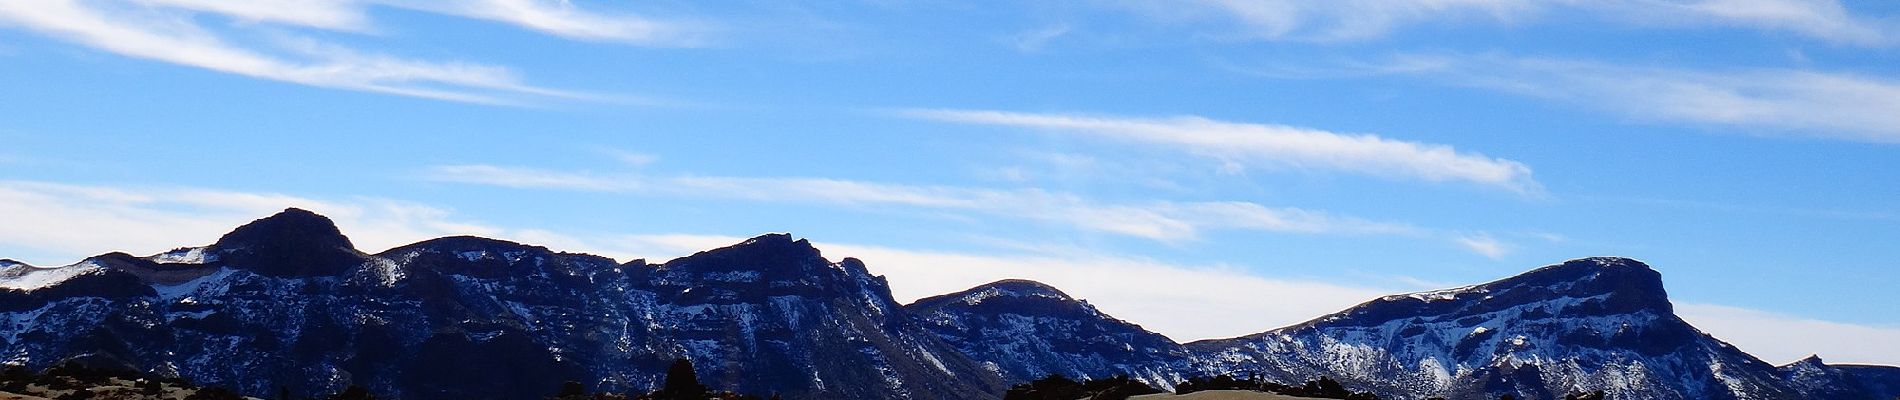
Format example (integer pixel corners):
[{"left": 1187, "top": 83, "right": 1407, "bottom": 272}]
[
  {"left": 905, "top": 279, "right": 1190, "bottom": 389},
  {"left": 1184, "top": 258, "right": 1852, "bottom": 400},
  {"left": 0, "top": 210, "right": 1892, "bottom": 400},
  {"left": 0, "top": 209, "right": 1002, "bottom": 400}
]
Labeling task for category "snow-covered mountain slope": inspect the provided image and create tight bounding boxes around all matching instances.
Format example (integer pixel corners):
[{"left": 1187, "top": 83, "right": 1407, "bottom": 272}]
[
  {"left": 0, "top": 209, "right": 1003, "bottom": 400},
  {"left": 906, "top": 280, "right": 1191, "bottom": 389},
  {"left": 1183, "top": 257, "right": 1876, "bottom": 400}
]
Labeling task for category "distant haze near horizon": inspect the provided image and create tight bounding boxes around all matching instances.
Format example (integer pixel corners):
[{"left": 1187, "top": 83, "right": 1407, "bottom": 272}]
[{"left": 0, "top": 0, "right": 1896, "bottom": 366}]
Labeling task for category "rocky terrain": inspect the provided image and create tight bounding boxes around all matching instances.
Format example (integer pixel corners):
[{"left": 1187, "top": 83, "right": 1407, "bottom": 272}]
[{"left": 0, "top": 209, "right": 1893, "bottom": 399}]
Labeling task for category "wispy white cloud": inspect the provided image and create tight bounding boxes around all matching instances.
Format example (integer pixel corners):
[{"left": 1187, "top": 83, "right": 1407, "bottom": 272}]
[
  {"left": 1005, "top": 24, "right": 1072, "bottom": 52},
  {"left": 902, "top": 109, "right": 1540, "bottom": 193},
  {"left": 1134, "top": 0, "right": 1532, "bottom": 42},
  {"left": 420, "top": 164, "right": 1419, "bottom": 242},
  {"left": 377, "top": 0, "right": 707, "bottom": 45},
  {"left": 1679, "top": 303, "right": 1900, "bottom": 365},
  {"left": 1123, "top": 0, "right": 1890, "bottom": 45},
  {"left": 1454, "top": 233, "right": 1510, "bottom": 259},
  {"left": 120, "top": 0, "right": 703, "bottom": 44},
  {"left": 131, "top": 0, "right": 370, "bottom": 31},
  {"left": 1373, "top": 54, "right": 1900, "bottom": 143},
  {"left": 424, "top": 164, "right": 633, "bottom": 191},
  {"left": 1586, "top": 195, "right": 1900, "bottom": 224},
  {"left": 598, "top": 149, "right": 661, "bottom": 167},
  {"left": 1600, "top": 0, "right": 1888, "bottom": 45},
  {"left": 0, "top": 0, "right": 691, "bottom": 104}
]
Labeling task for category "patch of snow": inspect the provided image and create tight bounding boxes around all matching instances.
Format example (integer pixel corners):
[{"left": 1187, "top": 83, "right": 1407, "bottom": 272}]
[
  {"left": 504, "top": 301, "right": 539, "bottom": 330},
  {"left": 153, "top": 267, "right": 236, "bottom": 300},
  {"left": 1, "top": 302, "right": 60, "bottom": 343},
  {"left": 149, "top": 247, "right": 214, "bottom": 264},
  {"left": 169, "top": 309, "right": 215, "bottom": 319},
  {"left": 0, "top": 261, "right": 103, "bottom": 291},
  {"left": 1384, "top": 284, "right": 1486, "bottom": 302},
  {"left": 915, "top": 344, "right": 953, "bottom": 376},
  {"left": 959, "top": 286, "right": 1063, "bottom": 305},
  {"left": 701, "top": 271, "right": 760, "bottom": 282},
  {"left": 368, "top": 257, "right": 403, "bottom": 286}
]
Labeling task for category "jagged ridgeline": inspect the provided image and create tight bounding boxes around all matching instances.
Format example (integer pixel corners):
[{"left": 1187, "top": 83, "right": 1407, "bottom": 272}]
[{"left": 0, "top": 209, "right": 1894, "bottom": 400}]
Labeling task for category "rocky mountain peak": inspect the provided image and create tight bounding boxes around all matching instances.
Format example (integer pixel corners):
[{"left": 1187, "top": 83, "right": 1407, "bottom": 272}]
[
  {"left": 1787, "top": 355, "right": 1829, "bottom": 369},
  {"left": 906, "top": 279, "right": 1084, "bottom": 313},
  {"left": 954, "top": 279, "right": 1075, "bottom": 305},
  {"left": 1490, "top": 256, "right": 1671, "bottom": 314},
  {"left": 905, "top": 279, "right": 1190, "bottom": 389},
  {"left": 1308, "top": 257, "right": 1673, "bottom": 331},
  {"left": 210, "top": 208, "right": 363, "bottom": 276},
  {"left": 0, "top": 208, "right": 1890, "bottom": 400},
  {"left": 977, "top": 279, "right": 1072, "bottom": 299},
  {"left": 214, "top": 208, "right": 352, "bottom": 250},
  {"left": 1517, "top": 257, "right": 1663, "bottom": 289},
  {"left": 661, "top": 233, "right": 828, "bottom": 275}
]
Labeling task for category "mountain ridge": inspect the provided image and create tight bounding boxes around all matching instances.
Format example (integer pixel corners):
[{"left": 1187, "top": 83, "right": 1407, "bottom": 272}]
[
  {"left": 906, "top": 278, "right": 1192, "bottom": 389},
  {"left": 0, "top": 208, "right": 1892, "bottom": 400}
]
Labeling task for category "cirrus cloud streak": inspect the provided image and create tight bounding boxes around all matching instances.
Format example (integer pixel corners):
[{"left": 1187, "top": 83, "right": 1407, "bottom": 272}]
[
  {"left": 901, "top": 109, "right": 1540, "bottom": 194},
  {"left": 422, "top": 164, "right": 1421, "bottom": 243},
  {"left": 1124, "top": 0, "right": 1890, "bottom": 45},
  {"left": 1368, "top": 54, "right": 1900, "bottom": 144},
  {"left": 0, "top": 0, "right": 695, "bottom": 104}
]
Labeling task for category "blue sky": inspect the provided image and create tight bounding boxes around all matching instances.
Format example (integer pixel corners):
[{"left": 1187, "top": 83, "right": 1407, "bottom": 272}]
[{"left": 1, "top": 1, "right": 1897, "bottom": 365}]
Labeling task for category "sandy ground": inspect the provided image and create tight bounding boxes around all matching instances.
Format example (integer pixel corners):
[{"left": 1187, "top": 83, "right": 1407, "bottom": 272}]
[{"left": 1130, "top": 390, "right": 1332, "bottom": 400}]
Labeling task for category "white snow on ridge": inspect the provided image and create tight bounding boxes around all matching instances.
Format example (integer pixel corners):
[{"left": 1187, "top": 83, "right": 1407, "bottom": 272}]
[
  {"left": 149, "top": 247, "right": 215, "bottom": 264},
  {"left": 1383, "top": 284, "right": 1486, "bottom": 302},
  {"left": 153, "top": 267, "right": 237, "bottom": 300},
  {"left": 368, "top": 257, "right": 404, "bottom": 286},
  {"left": 703, "top": 271, "right": 761, "bottom": 282},
  {"left": 0, "top": 261, "right": 104, "bottom": 291},
  {"left": 959, "top": 285, "right": 1063, "bottom": 306}
]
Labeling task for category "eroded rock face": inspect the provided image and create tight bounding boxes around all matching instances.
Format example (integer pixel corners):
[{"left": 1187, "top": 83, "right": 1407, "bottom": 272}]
[
  {"left": 906, "top": 279, "right": 1192, "bottom": 389},
  {"left": 1, "top": 210, "right": 1891, "bottom": 400},
  {"left": 210, "top": 207, "right": 365, "bottom": 277},
  {"left": 1185, "top": 257, "right": 1836, "bottom": 400},
  {"left": 0, "top": 210, "right": 1002, "bottom": 400}
]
